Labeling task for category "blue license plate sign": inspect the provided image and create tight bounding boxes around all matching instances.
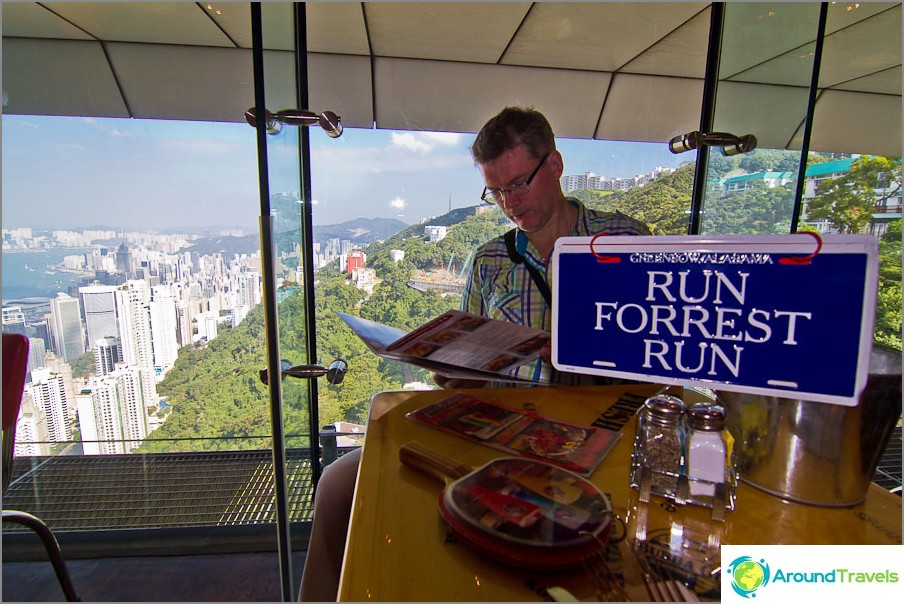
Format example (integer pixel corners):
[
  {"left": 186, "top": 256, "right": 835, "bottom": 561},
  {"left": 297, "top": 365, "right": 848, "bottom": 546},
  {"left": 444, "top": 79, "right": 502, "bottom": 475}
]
[{"left": 551, "top": 234, "right": 878, "bottom": 406}]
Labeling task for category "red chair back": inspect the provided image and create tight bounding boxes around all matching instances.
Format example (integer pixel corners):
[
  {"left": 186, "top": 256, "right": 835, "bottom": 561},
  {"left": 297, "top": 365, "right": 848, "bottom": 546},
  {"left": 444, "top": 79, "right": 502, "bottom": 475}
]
[{"left": 3, "top": 333, "right": 30, "bottom": 431}]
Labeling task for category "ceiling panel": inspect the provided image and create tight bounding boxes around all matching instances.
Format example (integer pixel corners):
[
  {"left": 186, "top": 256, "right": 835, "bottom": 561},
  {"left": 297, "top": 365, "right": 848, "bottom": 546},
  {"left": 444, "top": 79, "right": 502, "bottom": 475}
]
[
  {"left": 1, "top": 2, "right": 94, "bottom": 40},
  {"left": 364, "top": 2, "right": 529, "bottom": 63},
  {"left": 307, "top": 2, "right": 371, "bottom": 56},
  {"left": 728, "top": 42, "right": 820, "bottom": 88},
  {"left": 720, "top": 3, "right": 824, "bottom": 79},
  {"left": 308, "top": 53, "right": 374, "bottom": 129},
  {"left": 41, "top": 2, "right": 234, "bottom": 47},
  {"left": 809, "top": 89, "right": 902, "bottom": 157},
  {"left": 824, "top": 1, "right": 899, "bottom": 34},
  {"left": 1, "top": 37, "right": 129, "bottom": 118},
  {"left": 504, "top": 2, "right": 707, "bottom": 72},
  {"left": 372, "top": 57, "right": 611, "bottom": 137},
  {"left": 714, "top": 81, "right": 811, "bottom": 150},
  {"left": 620, "top": 7, "right": 710, "bottom": 78},
  {"left": 817, "top": 5, "right": 902, "bottom": 88},
  {"left": 207, "top": 1, "right": 255, "bottom": 49},
  {"left": 106, "top": 43, "right": 252, "bottom": 121},
  {"left": 597, "top": 74, "right": 703, "bottom": 143},
  {"left": 833, "top": 66, "right": 903, "bottom": 95}
]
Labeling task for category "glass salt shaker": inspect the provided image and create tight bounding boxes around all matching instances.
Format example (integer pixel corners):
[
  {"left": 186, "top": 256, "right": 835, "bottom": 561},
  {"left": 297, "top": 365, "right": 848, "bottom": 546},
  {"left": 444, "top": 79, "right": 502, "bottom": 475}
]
[
  {"left": 633, "top": 394, "right": 686, "bottom": 496},
  {"left": 685, "top": 402, "right": 727, "bottom": 497}
]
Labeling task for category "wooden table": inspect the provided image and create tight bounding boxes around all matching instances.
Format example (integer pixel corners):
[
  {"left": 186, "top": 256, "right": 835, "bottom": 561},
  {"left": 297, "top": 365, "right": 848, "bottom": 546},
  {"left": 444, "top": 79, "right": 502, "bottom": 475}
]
[{"left": 337, "top": 385, "right": 902, "bottom": 601}]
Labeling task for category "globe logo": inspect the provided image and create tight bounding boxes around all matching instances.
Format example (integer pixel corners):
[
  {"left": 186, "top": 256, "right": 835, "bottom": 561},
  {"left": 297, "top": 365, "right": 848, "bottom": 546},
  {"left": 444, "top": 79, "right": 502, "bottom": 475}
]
[{"left": 726, "top": 556, "right": 770, "bottom": 598}]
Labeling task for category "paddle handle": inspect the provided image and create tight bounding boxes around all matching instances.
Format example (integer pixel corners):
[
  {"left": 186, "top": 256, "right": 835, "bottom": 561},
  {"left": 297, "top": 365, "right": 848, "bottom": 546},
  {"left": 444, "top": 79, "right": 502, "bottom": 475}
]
[{"left": 399, "top": 441, "right": 472, "bottom": 485}]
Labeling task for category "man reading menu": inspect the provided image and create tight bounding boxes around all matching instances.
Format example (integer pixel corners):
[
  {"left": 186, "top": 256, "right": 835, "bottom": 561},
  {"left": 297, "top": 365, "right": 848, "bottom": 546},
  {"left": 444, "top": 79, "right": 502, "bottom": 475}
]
[{"left": 298, "top": 106, "right": 650, "bottom": 601}]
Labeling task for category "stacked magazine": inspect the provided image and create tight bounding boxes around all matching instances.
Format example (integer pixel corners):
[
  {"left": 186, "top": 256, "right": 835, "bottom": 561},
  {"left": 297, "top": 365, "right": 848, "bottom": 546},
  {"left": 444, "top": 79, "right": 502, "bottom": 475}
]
[{"left": 406, "top": 392, "right": 621, "bottom": 476}]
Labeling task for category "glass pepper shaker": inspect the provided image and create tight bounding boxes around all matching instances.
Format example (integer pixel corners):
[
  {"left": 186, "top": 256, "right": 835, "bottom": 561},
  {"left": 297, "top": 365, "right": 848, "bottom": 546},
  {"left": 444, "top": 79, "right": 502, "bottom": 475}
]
[
  {"left": 686, "top": 402, "right": 727, "bottom": 497},
  {"left": 633, "top": 394, "right": 686, "bottom": 495}
]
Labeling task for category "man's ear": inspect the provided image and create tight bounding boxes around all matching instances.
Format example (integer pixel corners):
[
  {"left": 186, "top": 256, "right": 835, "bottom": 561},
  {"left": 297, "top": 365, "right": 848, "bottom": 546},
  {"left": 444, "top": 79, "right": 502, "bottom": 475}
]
[{"left": 549, "top": 149, "right": 564, "bottom": 179}]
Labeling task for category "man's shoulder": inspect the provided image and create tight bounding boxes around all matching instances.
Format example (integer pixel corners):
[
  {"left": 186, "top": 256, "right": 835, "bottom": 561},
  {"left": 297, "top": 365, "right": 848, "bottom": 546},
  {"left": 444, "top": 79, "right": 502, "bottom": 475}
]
[
  {"left": 584, "top": 208, "right": 652, "bottom": 235},
  {"left": 473, "top": 232, "right": 511, "bottom": 261}
]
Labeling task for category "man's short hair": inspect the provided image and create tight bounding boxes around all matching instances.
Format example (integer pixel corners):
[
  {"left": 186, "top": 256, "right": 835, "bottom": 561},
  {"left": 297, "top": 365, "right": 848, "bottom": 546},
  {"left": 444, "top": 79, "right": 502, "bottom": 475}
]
[{"left": 471, "top": 106, "right": 556, "bottom": 165}]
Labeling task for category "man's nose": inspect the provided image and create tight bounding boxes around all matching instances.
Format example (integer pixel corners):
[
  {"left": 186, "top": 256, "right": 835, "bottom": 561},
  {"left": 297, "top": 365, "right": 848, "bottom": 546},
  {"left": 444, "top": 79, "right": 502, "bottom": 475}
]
[{"left": 499, "top": 189, "right": 519, "bottom": 209}]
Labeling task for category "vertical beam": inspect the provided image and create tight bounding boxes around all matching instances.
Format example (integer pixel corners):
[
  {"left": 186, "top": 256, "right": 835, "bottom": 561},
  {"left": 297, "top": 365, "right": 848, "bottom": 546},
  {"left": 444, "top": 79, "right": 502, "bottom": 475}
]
[
  {"left": 790, "top": 3, "right": 829, "bottom": 233},
  {"left": 250, "top": 3, "right": 293, "bottom": 601},
  {"left": 293, "top": 4, "right": 323, "bottom": 491},
  {"left": 688, "top": 2, "right": 725, "bottom": 235}
]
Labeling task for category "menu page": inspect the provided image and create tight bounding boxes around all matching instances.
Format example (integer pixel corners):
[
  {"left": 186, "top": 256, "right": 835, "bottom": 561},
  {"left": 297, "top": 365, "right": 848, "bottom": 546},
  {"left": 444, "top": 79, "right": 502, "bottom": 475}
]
[{"left": 337, "top": 310, "right": 549, "bottom": 384}]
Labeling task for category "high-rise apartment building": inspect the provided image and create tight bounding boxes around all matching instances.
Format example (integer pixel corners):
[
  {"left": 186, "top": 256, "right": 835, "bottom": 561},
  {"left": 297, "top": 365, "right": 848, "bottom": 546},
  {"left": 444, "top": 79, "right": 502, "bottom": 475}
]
[
  {"left": 26, "top": 368, "right": 71, "bottom": 443},
  {"left": 115, "top": 280, "right": 159, "bottom": 404},
  {"left": 149, "top": 285, "right": 179, "bottom": 375},
  {"left": 48, "top": 293, "right": 85, "bottom": 361},
  {"left": 75, "top": 389, "right": 101, "bottom": 455},
  {"left": 175, "top": 299, "right": 194, "bottom": 349},
  {"left": 115, "top": 281, "right": 154, "bottom": 368},
  {"left": 81, "top": 364, "right": 154, "bottom": 455},
  {"left": 14, "top": 392, "right": 51, "bottom": 457}
]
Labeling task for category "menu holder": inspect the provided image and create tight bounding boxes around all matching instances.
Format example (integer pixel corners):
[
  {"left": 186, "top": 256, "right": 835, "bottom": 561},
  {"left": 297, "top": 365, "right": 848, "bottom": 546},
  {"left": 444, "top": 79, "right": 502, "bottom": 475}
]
[{"left": 406, "top": 392, "right": 622, "bottom": 476}]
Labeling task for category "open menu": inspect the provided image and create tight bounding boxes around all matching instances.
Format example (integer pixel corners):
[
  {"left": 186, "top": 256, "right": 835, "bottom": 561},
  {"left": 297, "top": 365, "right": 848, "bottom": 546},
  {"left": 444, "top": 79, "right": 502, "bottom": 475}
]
[
  {"left": 336, "top": 310, "right": 550, "bottom": 384},
  {"left": 406, "top": 392, "right": 621, "bottom": 476}
]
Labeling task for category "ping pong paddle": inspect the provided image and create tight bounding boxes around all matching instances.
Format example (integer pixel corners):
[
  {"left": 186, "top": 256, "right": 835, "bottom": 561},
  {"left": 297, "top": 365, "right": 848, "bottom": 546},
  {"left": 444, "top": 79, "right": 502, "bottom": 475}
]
[{"left": 399, "top": 441, "right": 613, "bottom": 570}]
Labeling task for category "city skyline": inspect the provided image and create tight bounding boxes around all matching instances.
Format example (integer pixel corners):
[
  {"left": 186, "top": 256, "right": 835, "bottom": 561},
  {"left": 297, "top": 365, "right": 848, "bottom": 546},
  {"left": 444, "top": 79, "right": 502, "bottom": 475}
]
[{"left": 2, "top": 114, "right": 686, "bottom": 232}]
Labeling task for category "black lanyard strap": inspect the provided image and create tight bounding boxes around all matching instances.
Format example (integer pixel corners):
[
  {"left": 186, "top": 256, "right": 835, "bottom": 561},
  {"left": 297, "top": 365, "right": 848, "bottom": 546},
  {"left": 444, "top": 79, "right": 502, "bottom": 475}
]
[{"left": 504, "top": 229, "right": 552, "bottom": 307}]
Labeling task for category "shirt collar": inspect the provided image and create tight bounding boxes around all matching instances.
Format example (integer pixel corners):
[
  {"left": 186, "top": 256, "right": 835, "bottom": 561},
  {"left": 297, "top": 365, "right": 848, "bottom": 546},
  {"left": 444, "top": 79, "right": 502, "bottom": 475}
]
[{"left": 514, "top": 197, "right": 586, "bottom": 256}]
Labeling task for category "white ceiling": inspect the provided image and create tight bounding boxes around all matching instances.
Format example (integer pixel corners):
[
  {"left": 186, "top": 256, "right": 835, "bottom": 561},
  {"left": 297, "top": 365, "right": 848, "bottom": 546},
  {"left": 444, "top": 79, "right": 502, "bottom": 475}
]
[{"left": 2, "top": 2, "right": 901, "bottom": 156}]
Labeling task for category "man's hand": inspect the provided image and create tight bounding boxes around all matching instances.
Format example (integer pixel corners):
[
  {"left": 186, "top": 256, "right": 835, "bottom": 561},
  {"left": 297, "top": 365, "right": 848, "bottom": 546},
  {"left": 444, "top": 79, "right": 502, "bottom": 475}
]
[
  {"left": 539, "top": 344, "right": 552, "bottom": 363},
  {"left": 432, "top": 373, "right": 487, "bottom": 390}
]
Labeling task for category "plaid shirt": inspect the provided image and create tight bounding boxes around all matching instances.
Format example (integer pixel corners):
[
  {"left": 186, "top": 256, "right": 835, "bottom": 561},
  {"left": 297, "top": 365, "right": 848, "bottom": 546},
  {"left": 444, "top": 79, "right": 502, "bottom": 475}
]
[{"left": 461, "top": 198, "right": 651, "bottom": 386}]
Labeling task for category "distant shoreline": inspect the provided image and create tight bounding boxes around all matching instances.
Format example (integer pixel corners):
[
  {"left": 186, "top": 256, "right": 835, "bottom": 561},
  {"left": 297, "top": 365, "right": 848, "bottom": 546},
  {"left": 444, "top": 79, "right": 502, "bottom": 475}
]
[{"left": 2, "top": 247, "right": 95, "bottom": 253}]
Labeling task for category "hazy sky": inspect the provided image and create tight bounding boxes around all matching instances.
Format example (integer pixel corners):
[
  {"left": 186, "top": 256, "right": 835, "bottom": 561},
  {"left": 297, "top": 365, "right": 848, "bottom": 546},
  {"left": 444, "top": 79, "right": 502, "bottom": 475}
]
[{"left": 2, "top": 114, "right": 686, "bottom": 232}]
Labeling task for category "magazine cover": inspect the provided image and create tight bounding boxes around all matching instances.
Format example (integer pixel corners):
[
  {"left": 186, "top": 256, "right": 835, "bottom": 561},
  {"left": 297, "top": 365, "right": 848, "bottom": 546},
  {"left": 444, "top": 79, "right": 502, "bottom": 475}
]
[{"left": 407, "top": 392, "right": 621, "bottom": 476}]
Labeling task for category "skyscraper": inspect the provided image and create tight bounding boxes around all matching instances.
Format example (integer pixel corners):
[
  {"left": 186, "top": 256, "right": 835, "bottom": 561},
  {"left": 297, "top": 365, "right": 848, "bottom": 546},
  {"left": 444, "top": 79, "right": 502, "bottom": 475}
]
[
  {"left": 48, "top": 293, "right": 85, "bottom": 361},
  {"left": 116, "top": 241, "right": 134, "bottom": 278},
  {"left": 80, "top": 284, "right": 120, "bottom": 346},
  {"left": 27, "top": 336, "right": 46, "bottom": 379},
  {"left": 93, "top": 336, "right": 121, "bottom": 376}
]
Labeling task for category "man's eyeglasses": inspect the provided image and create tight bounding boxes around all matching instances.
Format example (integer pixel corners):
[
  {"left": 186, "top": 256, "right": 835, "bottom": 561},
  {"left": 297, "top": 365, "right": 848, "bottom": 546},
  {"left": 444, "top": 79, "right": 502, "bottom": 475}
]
[{"left": 480, "top": 152, "right": 550, "bottom": 205}]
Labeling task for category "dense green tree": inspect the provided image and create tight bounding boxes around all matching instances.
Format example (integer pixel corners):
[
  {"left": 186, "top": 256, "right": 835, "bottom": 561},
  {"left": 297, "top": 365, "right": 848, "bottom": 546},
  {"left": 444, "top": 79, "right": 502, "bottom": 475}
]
[
  {"left": 737, "top": 149, "right": 802, "bottom": 174},
  {"left": 702, "top": 182, "right": 795, "bottom": 235},
  {"left": 69, "top": 349, "right": 95, "bottom": 380},
  {"left": 805, "top": 156, "right": 902, "bottom": 234},
  {"left": 875, "top": 220, "right": 902, "bottom": 352}
]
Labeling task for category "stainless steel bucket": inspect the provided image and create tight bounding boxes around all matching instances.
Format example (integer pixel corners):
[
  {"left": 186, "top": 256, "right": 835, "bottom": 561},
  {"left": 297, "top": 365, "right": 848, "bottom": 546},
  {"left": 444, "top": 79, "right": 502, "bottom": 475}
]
[{"left": 720, "top": 345, "right": 902, "bottom": 507}]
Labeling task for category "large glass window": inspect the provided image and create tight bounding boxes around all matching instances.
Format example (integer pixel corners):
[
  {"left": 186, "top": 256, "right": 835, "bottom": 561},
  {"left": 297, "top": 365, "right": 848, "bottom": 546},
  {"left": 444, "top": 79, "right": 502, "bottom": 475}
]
[{"left": 306, "top": 131, "right": 694, "bottom": 431}]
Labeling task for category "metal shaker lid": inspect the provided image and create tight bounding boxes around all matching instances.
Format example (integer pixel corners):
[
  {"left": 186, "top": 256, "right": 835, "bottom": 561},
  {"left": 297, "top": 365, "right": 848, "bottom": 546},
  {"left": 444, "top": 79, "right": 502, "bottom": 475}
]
[
  {"left": 687, "top": 402, "right": 726, "bottom": 431},
  {"left": 642, "top": 394, "right": 686, "bottom": 425}
]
